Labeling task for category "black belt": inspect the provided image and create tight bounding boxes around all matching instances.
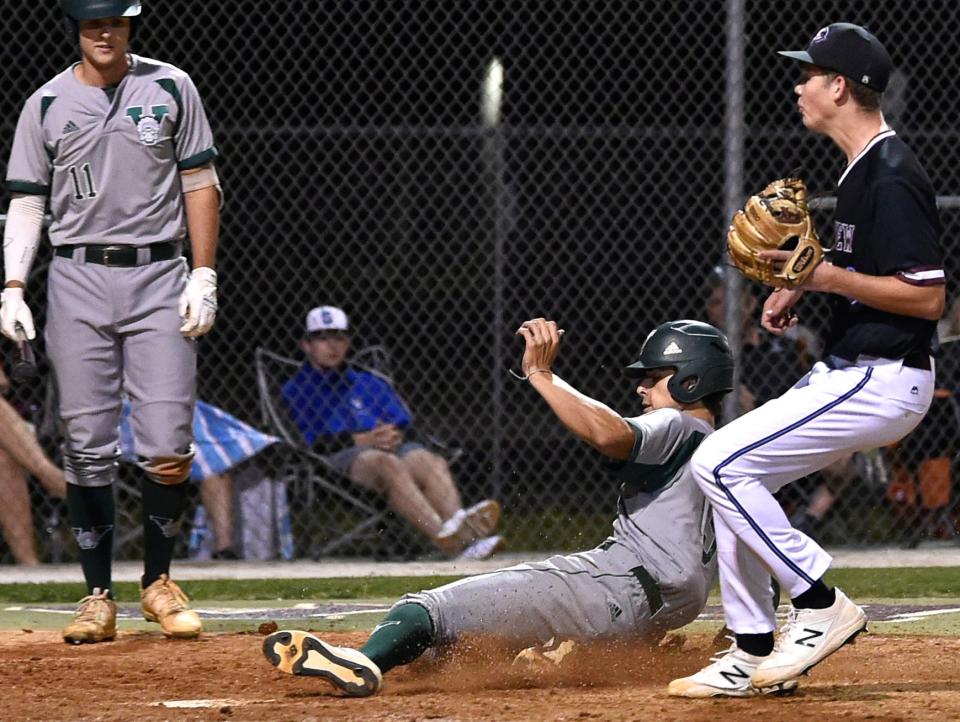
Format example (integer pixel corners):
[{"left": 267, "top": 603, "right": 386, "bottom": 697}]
[
  {"left": 598, "top": 540, "right": 665, "bottom": 617},
  {"left": 828, "top": 351, "right": 931, "bottom": 371},
  {"left": 902, "top": 351, "right": 932, "bottom": 371},
  {"left": 55, "top": 241, "right": 179, "bottom": 267}
]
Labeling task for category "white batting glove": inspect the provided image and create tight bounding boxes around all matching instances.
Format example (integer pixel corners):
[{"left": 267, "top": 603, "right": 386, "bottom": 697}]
[
  {"left": 0, "top": 287, "right": 36, "bottom": 341},
  {"left": 178, "top": 267, "right": 218, "bottom": 338}
]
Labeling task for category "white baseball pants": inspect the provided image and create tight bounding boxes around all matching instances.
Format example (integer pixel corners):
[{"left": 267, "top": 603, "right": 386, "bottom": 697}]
[{"left": 691, "top": 357, "right": 934, "bottom": 633}]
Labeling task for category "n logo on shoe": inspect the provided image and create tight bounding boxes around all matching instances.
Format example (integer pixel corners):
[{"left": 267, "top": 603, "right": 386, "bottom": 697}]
[
  {"left": 719, "top": 665, "right": 750, "bottom": 686},
  {"left": 795, "top": 628, "right": 824, "bottom": 647}
]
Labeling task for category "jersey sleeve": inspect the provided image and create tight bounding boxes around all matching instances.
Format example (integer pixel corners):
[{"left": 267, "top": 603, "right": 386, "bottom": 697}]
[
  {"left": 872, "top": 179, "right": 944, "bottom": 286},
  {"left": 6, "top": 92, "right": 52, "bottom": 195},
  {"left": 169, "top": 73, "right": 218, "bottom": 170},
  {"left": 622, "top": 408, "right": 686, "bottom": 465}
]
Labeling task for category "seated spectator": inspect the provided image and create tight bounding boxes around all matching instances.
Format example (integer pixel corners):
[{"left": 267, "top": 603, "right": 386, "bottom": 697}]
[
  {"left": 0, "top": 363, "right": 66, "bottom": 565},
  {"left": 282, "top": 305, "right": 502, "bottom": 559}
]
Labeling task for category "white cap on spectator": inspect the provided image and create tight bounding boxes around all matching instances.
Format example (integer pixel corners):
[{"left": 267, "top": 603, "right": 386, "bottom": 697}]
[{"left": 305, "top": 305, "right": 350, "bottom": 334}]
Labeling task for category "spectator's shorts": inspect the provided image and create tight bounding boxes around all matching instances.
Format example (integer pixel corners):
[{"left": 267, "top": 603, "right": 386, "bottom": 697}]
[{"left": 326, "top": 441, "right": 426, "bottom": 476}]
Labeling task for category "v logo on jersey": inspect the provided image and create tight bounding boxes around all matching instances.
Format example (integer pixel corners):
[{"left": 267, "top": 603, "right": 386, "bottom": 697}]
[
  {"left": 795, "top": 627, "right": 824, "bottom": 647},
  {"left": 719, "top": 664, "right": 750, "bottom": 686},
  {"left": 126, "top": 105, "right": 170, "bottom": 146}
]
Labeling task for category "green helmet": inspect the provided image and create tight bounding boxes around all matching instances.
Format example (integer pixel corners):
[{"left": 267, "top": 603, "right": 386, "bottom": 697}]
[
  {"left": 625, "top": 320, "right": 734, "bottom": 404},
  {"left": 61, "top": 0, "right": 141, "bottom": 39},
  {"left": 61, "top": 0, "right": 141, "bottom": 21}
]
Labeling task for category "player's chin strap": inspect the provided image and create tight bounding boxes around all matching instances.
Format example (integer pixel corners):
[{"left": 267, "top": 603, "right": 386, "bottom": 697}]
[{"left": 3, "top": 193, "right": 45, "bottom": 285}]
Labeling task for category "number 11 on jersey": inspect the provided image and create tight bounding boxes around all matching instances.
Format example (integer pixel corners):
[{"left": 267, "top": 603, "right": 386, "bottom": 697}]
[{"left": 68, "top": 162, "right": 97, "bottom": 200}]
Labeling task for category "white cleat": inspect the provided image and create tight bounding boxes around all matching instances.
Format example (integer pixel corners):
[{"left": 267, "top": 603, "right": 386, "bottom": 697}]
[
  {"left": 457, "top": 534, "right": 505, "bottom": 560},
  {"left": 668, "top": 642, "right": 798, "bottom": 698},
  {"left": 262, "top": 630, "right": 382, "bottom": 697},
  {"left": 752, "top": 588, "right": 867, "bottom": 688}
]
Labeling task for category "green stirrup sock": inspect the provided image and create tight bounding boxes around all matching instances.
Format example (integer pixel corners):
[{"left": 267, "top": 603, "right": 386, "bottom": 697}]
[{"left": 360, "top": 602, "right": 435, "bottom": 673}]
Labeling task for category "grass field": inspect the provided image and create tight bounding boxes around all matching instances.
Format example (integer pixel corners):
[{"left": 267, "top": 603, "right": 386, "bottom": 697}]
[
  {"left": 3, "top": 566, "right": 960, "bottom": 720},
  {"left": 2, "top": 566, "right": 960, "bottom": 635}
]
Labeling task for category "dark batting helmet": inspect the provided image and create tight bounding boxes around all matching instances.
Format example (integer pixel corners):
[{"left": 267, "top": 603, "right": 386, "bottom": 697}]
[
  {"left": 62, "top": 0, "right": 142, "bottom": 37},
  {"left": 624, "top": 320, "right": 734, "bottom": 404}
]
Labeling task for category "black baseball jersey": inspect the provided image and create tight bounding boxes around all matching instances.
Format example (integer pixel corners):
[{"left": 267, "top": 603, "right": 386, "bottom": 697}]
[{"left": 824, "top": 130, "right": 944, "bottom": 361}]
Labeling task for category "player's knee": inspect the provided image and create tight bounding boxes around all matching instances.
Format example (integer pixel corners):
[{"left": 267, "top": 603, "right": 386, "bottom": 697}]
[
  {"left": 138, "top": 453, "right": 193, "bottom": 485},
  {"left": 374, "top": 451, "right": 405, "bottom": 479},
  {"left": 63, "top": 450, "right": 120, "bottom": 487}
]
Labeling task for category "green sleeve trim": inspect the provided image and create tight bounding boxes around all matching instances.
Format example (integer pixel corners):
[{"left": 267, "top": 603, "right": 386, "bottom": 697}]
[
  {"left": 7, "top": 180, "right": 49, "bottom": 195},
  {"left": 178, "top": 147, "right": 218, "bottom": 170},
  {"left": 40, "top": 96, "right": 56, "bottom": 124}
]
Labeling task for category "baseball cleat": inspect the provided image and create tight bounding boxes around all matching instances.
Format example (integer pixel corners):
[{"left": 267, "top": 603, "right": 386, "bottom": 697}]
[
  {"left": 751, "top": 588, "right": 867, "bottom": 688},
  {"left": 63, "top": 588, "right": 117, "bottom": 645},
  {"left": 668, "top": 642, "right": 798, "bottom": 698},
  {"left": 140, "top": 574, "right": 203, "bottom": 638},
  {"left": 462, "top": 499, "right": 501, "bottom": 539},
  {"left": 262, "top": 630, "right": 382, "bottom": 697},
  {"left": 457, "top": 534, "right": 505, "bottom": 560},
  {"left": 435, "top": 499, "right": 502, "bottom": 555}
]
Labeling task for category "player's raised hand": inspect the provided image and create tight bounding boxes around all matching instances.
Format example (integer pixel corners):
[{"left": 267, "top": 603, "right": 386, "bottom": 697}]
[
  {"left": 178, "top": 267, "right": 218, "bottom": 337},
  {"left": 515, "top": 318, "right": 565, "bottom": 379},
  {"left": 0, "top": 287, "right": 36, "bottom": 341}
]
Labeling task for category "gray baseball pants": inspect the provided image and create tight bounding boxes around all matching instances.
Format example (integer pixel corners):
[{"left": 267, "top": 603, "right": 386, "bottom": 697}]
[{"left": 46, "top": 254, "right": 196, "bottom": 486}]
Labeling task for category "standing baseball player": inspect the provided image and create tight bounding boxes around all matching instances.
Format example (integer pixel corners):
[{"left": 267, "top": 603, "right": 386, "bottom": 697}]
[
  {"left": 671, "top": 23, "right": 944, "bottom": 697},
  {"left": 261, "top": 317, "right": 736, "bottom": 697},
  {"left": 1, "top": 0, "right": 221, "bottom": 643}
]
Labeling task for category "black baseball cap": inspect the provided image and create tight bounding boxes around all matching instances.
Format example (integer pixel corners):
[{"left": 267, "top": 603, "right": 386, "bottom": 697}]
[{"left": 778, "top": 23, "right": 893, "bottom": 92}]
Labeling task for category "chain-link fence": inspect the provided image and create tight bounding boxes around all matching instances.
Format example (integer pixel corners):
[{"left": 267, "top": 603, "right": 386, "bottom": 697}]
[{"left": 0, "top": 1, "right": 958, "bottom": 564}]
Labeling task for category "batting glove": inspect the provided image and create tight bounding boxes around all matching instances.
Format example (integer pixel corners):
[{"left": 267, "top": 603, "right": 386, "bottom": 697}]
[
  {"left": 178, "top": 267, "right": 218, "bottom": 338},
  {"left": 0, "top": 287, "right": 36, "bottom": 341}
]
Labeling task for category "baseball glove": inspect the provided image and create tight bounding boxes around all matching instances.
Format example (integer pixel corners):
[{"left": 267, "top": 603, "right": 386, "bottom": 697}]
[{"left": 727, "top": 176, "right": 826, "bottom": 288}]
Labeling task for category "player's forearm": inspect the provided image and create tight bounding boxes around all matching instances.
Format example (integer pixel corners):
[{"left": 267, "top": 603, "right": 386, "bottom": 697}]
[
  {"left": 529, "top": 373, "right": 635, "bottom": 460},
  {"left": 811, "top": 264, "right": 944, "bottom": 320},
  {"left": 183, "top": 184, "right": 220, "bottom": 269},
  {"left": 3, "top": 194, "right": 45, "bottom": 287}
]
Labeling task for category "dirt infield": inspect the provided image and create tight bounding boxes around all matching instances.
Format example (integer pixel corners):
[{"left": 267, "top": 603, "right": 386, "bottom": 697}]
[{"left": 1, "top": 630, "right": 959, "bottom": 721}]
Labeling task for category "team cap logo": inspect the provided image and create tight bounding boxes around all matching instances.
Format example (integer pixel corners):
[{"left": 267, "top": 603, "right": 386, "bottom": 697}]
[{"left": 811, "top": 26, "right": 830, "bottom": 43}]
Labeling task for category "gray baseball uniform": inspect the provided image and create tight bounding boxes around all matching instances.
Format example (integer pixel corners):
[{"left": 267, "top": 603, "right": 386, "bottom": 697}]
[
  {"left": 400, "top": 408, "right": 717, "bottom": 647},
  {"left": 6, "top": 54, "right": 218, "bottom": 485}
]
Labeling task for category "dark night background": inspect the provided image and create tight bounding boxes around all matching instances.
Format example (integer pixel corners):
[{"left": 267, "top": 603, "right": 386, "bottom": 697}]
[{"left": 1, "top": 1, "right": 957, "bottom": 518}]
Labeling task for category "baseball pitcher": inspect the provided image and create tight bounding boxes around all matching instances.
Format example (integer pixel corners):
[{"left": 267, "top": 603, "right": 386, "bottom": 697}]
[
  {"left": 1, "top": 0, "right": 221, "bottom": 643},
  {"left": 261, "top": 317, "right": 735, "bottom": 697}
]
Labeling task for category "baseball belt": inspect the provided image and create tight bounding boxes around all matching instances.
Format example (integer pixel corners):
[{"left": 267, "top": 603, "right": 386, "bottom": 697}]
[{"left": 55, "top": 241, "right": 179, "bottom": 267}]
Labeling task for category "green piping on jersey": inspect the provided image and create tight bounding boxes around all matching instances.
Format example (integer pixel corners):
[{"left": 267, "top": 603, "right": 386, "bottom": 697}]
[
  {"left": 618, "top": 431, "right": 705, "bottom": 496},
  {"left": 40, "top": 96, "right": 56, "bottom": 124},
  {"left": 154, "top": 78, "right": 182, "bottom": 108},
  {"left": 178, "top": 147, "right": 218, "bottom": 170},
  {"left": 154, "top": 78, "right": 183, "bottom": 135},
  {"left": 7, "top": 180, "right": 50, "bottom": 196}
]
